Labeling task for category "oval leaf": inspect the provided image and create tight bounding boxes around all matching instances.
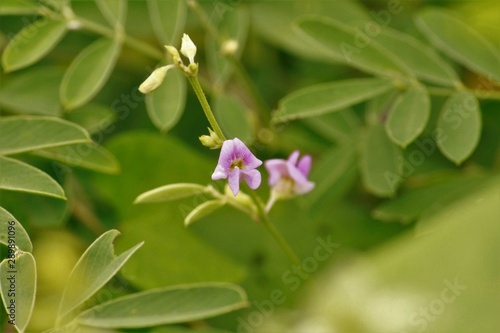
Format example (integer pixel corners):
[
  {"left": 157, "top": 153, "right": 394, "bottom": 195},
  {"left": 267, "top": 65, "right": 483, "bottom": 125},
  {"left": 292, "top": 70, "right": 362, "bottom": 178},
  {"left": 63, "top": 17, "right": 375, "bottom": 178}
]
[
  {"left": 75, "top": 283, "right": 248, "bottom": 328},
  {"left": 57, "top": 229, "right": 143, "bottom": 320},
  {"left": 64, "top": 103, "right": 117, "bottom": 134},
  {"left": 213, "top": 94, "right": 253, "bottom": 142},
  {"left": 95, "top": 0, "right": 127, "bottom": 27},
  {"left": 0, "top": 0, "right": 40, "bottom": 16},
  {"left": 185, "top": 200, "right": 226, "bottom": 227},
  {"left": 135, "top": 183, "right": 208, "bottom": 204},
  {"left": 385, "top": 87, "right": 430, "bottom": 148},
  {"left": 0, "top": 156, "right": 65, "bottom": 199},
  {"left": 296, "top": 17, "right": 410, "bottom": 77},
  {"left": 360, "top": 124, "right": 403, "bottom": 197},
  {"left": 147, "top": 0, "right": 186, "bottom": 44},
  {"left": 0, "top": 252, "right": 36, "bottom": 333},
  {"left": 276, "top": 78, "right": 394, "bottom": 122},
  {"left": 60, "top": 38, "right": 121, "bottom": 110},
  {"left": 145, "top": 68, "right": 186, "bottom": 132},
  {"left": 0, "top": 67, "right": 64, "bottom": 116},
  {"left": 415, "top": 8, "right": 500, "bottom": 82},
  {"left": 33, "top": 143, "right": 120, "bottom": 174},
  {"left": 0, "top": 207, "right": 32, "bottom": 252},
  {"left": 436, "top": 91, "right": 482, "bottom": 164},
  {"left": 2, "top": 19, "right": 67, "bottom": 72},
  {"left": 375, "top": 28, "right": 461, "bottom": 87},
  {"left": 0, "top": 116, "right": 90, "bottom": 155}
]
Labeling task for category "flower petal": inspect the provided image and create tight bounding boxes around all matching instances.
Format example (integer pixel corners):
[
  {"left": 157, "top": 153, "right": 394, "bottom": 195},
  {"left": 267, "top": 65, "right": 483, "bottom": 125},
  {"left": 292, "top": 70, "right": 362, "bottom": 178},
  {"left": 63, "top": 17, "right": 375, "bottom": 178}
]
[
  {"left": 265, "top": 159, "right": 288, "bottom": 185},
  {"left": 288, "top": 150, "right": 300, "bottom": 165},
  {"left": 233, "top": 137, "right": 262, "bottom": 169},
  {"left": 297, "top": 154, "right": 312, "bottom": 176},
  {"left": 212, "top": 165, "right": 228, "bottom": 180},
  {"left": 217, "top": 139, "right": 236, "bottom": 171},
  {"left": 286, "top": 162, "right": 309, "bottom": 185},
  {"left": 242, "top": 169, "right": 262, "bottom": 190},
  {"left": 295, "top": 180, "right": 315, "bottom": 195},
  {"left": 228, "top": 167, "right": 242, "bottom": 196}
]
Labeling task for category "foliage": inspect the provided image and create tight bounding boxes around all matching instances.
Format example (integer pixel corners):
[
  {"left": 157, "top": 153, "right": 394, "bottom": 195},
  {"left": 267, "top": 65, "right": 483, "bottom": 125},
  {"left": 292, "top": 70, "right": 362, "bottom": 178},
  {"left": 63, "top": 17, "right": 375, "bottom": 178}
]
[{"left": 0, "top": 0, "right": 499, "bottom": 332}]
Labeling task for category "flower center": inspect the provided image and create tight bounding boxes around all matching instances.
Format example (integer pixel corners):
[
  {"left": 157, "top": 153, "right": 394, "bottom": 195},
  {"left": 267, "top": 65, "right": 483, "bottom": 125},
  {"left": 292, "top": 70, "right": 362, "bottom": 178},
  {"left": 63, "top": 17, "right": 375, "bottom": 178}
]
[{"left": 230, "top": 158, "right": 245, "bottom": 171}]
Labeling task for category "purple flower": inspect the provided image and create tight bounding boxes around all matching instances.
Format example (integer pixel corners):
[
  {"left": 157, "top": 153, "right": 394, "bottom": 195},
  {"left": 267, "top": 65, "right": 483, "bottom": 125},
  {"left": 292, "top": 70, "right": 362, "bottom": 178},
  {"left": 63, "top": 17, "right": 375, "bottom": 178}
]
[
  {"left": 265, "top": 150, "right": 315, "bottom": 198},
  {"left": 212, "top": 138, "right": 262, "bottom": 196}
]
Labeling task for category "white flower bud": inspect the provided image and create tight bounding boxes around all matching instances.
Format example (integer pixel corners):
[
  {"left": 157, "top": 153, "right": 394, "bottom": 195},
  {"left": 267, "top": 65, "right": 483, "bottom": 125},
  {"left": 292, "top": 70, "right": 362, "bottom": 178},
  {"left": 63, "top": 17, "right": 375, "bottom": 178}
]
[
  {"left": 180, "top": 33, "right": 197, "bottom": 64},
  {"left": 138, "top": 65, "right": 173, "bottom": 94}
]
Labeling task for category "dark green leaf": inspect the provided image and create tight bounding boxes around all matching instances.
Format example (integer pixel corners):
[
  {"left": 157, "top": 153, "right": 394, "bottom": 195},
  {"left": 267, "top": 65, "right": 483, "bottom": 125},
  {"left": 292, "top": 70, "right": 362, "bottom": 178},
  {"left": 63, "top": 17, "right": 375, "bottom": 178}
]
[{"left": 0, "top": 206, "right": 32, "bottom": 252}]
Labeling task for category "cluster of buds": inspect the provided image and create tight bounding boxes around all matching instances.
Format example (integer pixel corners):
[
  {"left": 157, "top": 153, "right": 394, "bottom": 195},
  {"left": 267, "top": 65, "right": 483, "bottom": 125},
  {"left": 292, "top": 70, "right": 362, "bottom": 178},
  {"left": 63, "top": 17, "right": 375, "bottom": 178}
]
[{"left": 138, "top": 34, "right": 198, "bottom": 94}]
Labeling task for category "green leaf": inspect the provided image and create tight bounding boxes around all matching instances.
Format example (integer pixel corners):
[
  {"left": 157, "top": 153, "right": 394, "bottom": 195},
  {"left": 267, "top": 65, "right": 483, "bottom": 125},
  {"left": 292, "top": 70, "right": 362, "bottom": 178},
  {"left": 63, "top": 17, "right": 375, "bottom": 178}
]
[
  {"left": 385, "top": 87, "right": 430, "bottom": 148},
  {"left": 147, "top": 0, "right": 186, "bottom": 44},
  {"left": 0, "top": 67, "right": 63, "bottom": 116},
  {"left": 95, "top": 0, "right": 127, "bottom": 27},
  {"left": 60, "top": 38, "right": 121, "bottom": 110},
  {"left": 0, "top": 0, "right": 40, "bottom": 16},
  {"left": 249, "top": 0, "right": 370, "bottom": 63},
  {"left": 296, "top": 17, "right": 410, "bottom": 77},
  {"left": 75, "top": 283, "right": 248, "bottom": 328},
  {"left": 375, "top": 28, "right": 461, "bottom": 87},
  {"left": 57, "top": 229, "right": 143, "bottom": 320},
  {"left": 304, "top": 108, "right": 361, "bottom": 144},
  {"left": 185, "top": 200, "right": 226, "bottom": 227},
  {"left": 415, "top": 8, "right": 500, "bottom": 82},
  {"left": 64, "top": 103, "right": 117, "bottom": 134},
  {"left": 276, "top": 78, "right": 394, "bottom": 122},
  {"left": 213, "top": 94, "right": 253, "bottom": 142},
  {"left": 2, "top": 19, "right": 67, "bottom": 72},
  {"left": 145, "top": 68, "right": 186, "bottom": 132},
  {"left": 373, "top": 176, "right": 486, "bottom": 224},
  {"left": 436, "top": 91, "right": 482, "bottom": 164},
  {"left": 0, "top": 207, "right": 32, "bottom": 252},
  {"left": 0, "top": 116, "right": 90, "bottom": 155},
  {"left": 207, "top": 6, "right": 249, "bottom": 87},
  {"left": 0, "top": 252, "right": 36, "bottom": 333},
  {"left": 135, "top": 183, "right": 208, "bottom": 204},
  {"left": 33, "top": 143, "right": 120, "bottom": 174},
  {"left": 360, "top": 124, "right": 402, "bottom": 197},
  {"left": 0, "top": 156, "right": 65, "bottom": 199}
]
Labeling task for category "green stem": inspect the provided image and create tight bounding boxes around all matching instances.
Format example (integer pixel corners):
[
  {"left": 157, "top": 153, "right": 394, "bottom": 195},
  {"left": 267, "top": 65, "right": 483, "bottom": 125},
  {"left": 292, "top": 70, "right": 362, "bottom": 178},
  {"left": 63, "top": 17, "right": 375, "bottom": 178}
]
[
  {"left": 247, "top": 189, "right": 301, "bottom": 266},
  {"left": 188, "top": 76, "right": 227, "bottom": 141},
  {"left": 427, "top": 86, "right": 500, "bottom": 100}
]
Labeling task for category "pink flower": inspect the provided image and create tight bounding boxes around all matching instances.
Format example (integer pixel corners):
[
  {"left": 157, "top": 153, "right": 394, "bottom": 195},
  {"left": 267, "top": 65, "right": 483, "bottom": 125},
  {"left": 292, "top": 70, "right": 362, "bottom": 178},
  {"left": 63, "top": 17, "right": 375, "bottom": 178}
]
[
  {"left": 265, "top": 150, "right": 315, "bottom": 198},
  {"left": 212, "top": 138, "right": 262, "bottom": 196}
]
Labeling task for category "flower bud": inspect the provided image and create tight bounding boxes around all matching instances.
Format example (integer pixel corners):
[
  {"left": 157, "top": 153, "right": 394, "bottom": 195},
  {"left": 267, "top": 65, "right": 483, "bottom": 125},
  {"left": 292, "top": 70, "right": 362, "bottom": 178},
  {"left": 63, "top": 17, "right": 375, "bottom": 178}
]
[
  {"left": 199, "top": 128, "right": 223, "bottom": 149},
  {"left": 180, "top": 33, "right": 197, "bottom": 64},
  {"left": 165, "top": 45, "right": 181, "bottom": 65},
  {"left": 138, "top": 65, "right": 173, "bottom": 94}
]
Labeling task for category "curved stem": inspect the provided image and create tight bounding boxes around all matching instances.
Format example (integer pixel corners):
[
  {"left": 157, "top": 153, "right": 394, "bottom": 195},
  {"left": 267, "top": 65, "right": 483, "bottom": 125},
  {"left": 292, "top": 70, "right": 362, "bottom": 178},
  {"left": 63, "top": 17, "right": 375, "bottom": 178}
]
[
  {"left": 188, "top": 76, "right": 227, "bottom": 141},
  {"left": 247, "top": 189, "right": 301, "bottom": 266}
]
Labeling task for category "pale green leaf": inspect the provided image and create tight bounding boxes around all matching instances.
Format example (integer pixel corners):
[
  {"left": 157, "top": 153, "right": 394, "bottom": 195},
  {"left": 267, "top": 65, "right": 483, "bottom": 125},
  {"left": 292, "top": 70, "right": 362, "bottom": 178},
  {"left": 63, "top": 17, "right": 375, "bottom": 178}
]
[
  {"left": 213, "top": 94, "right": 253, "bottom": 142},
  {"left": 135, "top": 183, "right": 208, "bottom": 204},
  {"left": 415, "top": 8, "right": 500, "bottom": 82},
  {"left": 2, "top": 19, "right": 67, "bottom": 72},
  {"left": 95, "top": 0, "right": 127, "bottom": 27},
  {"left": 385, "top": 87, "right": 430, "bottom": 148},
  {"left": 360, "top": 124, "right": 403, "bottom": 197},
  {"left": 64, "top": 103, "right": 117, "bottom": 134},
  {"left": 0, "top": 0, "right": 40, "bottom": 16},
  {"left": 296, "top": 17, "right": 411, "bottom": 77},
  {"left": 0, "top": 156, "right": 65, "bottom": 199},
  {"left": 304, "top": 108, "right": 361, "bottom": 144},
  {"left": 0, "top": 116, "right": 90, "bottom": 155},
  {"left": 0, "top": 207, "right": 32, "bottom": 252},
  {"left": 0, "top": 252, "right": 36, "bottom": 333},
  {"left": 276, "top": 78, "right": 394, "bottom": 122},
  {"left": 145, "top": 68, "right": 186, "bottom": 132},
  {"left": 436, "top": 91, "right": 482, "bottom": 164},
  {"left": 147, "top": 0, "right": 186, "bottom": 44},
  {"left": 185, "top": 200, "right": 226, "bottom": 227},
  {"left": 0, "top": 67, "right": 63, "bottom": 116},
  {"left": 33, "top": 143, "right": 120, "bottom": 174},
  {"left": 375, "top": 28, "right": 461, "bottom": 87},
  {"left": 57, "top": 230, "right": 143, "bottom": 320},
  {"left": 207, "top": 6, "right": 249, "bottom": 87},
  {"left": 75, "top": 283, "right": 248, "bottom": 328},
  {"left": 60, "top": 38, "right": 121, "bottom": 110}
]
